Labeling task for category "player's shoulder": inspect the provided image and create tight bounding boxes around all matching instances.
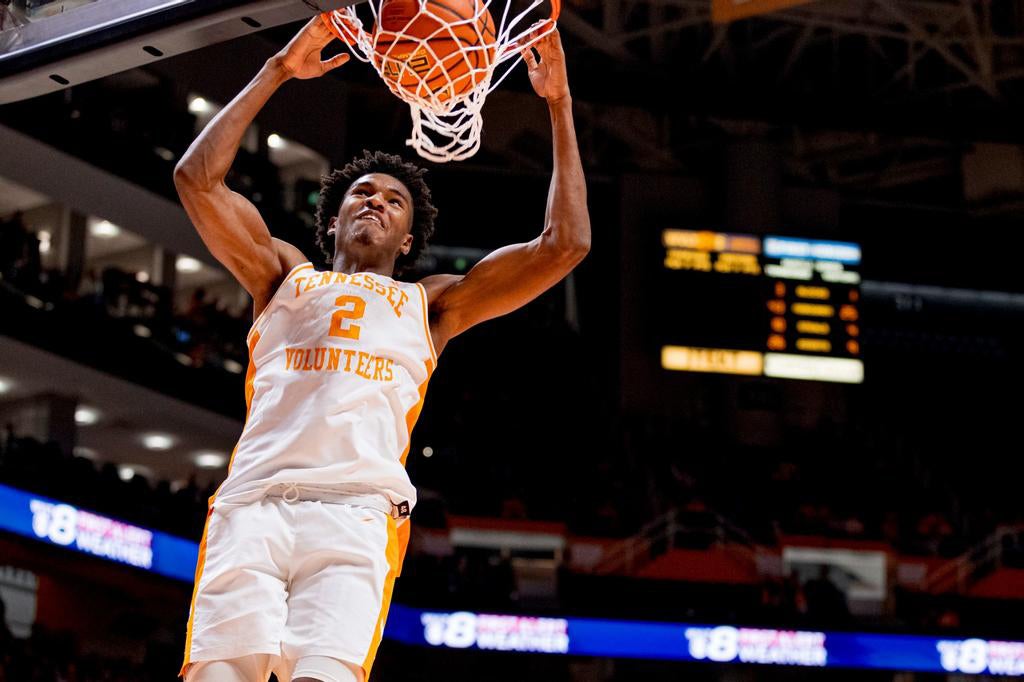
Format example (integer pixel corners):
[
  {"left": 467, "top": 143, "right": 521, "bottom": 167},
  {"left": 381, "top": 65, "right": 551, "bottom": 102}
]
[
  {"left": 417, "top": 273, "right": 464, "bottom": 307},
  {"left": 273, "top": 238, "right": 309, "bottom": 274}
]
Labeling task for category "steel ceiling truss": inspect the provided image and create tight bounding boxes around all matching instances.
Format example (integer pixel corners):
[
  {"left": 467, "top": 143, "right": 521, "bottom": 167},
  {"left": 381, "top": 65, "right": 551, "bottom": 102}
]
[{"left": 560, "top": 0, "right": 1024, "bottom": 99}]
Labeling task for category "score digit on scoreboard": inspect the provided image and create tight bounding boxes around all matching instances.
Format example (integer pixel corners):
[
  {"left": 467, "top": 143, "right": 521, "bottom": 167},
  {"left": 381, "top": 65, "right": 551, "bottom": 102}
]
[{"left": 658, "top": 229, "right": 864, "bottom": 385}]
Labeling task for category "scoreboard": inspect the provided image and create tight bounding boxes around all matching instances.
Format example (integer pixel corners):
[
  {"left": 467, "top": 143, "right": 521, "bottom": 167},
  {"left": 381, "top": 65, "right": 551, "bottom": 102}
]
[{"left": 657, "top": 229, "right": 864, "bottom": 384}]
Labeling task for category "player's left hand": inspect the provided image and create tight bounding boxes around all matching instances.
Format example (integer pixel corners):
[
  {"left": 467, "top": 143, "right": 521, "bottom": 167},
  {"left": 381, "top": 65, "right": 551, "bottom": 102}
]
[{"left": 522, "top": 28, "right": 570, "bottom": 104}]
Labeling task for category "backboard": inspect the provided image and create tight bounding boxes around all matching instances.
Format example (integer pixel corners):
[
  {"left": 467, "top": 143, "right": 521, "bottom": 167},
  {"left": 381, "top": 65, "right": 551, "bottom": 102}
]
[{"left": 0, "top": 0, "right": 358, "bottom": 104}]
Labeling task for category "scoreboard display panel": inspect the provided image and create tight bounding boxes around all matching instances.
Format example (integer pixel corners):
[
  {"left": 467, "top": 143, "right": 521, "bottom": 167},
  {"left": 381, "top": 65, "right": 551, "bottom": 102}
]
[{"left": 656, "top": 229, "right": 864, "bottom": 384}]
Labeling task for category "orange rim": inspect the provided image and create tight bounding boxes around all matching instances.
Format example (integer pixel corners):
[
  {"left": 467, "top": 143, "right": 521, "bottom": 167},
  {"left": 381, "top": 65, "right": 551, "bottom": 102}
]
[{"left": 320, "top": 10, "right": 365, "bottom": 47}]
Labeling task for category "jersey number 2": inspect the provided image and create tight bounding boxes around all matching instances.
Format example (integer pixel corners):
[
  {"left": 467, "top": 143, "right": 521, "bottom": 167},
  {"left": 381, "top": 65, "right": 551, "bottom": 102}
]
[{"left": 329, "top": 295, "right": 366, "bottom": 340}]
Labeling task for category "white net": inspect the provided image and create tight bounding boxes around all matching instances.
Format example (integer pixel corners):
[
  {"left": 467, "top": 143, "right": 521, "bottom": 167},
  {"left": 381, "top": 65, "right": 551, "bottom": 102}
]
[{"left": 323, "top": 0, "right": 558, "bottom": 162}]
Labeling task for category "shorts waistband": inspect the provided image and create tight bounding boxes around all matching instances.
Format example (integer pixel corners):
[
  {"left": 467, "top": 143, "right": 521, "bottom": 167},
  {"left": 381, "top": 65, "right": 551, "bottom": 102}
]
[{"left": 265, "top": 483, "right": 410, "bottom": 519}]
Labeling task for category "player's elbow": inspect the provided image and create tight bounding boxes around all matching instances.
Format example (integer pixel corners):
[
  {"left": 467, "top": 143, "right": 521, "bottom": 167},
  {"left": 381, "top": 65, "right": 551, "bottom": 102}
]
[
  {"left": 542, "top": 221, "right": 591, "bottom": 260},
  {"left": 552, "top": 228, "right": 591, "bottom": 263},
  {"left": 173, "top": 157, "right": 214, "bottom": 193},
  {"left": 173, "top": 161, "right": 199, "bottom": 191},
  {"left": 570, "top": 232, "right": 591, "bottom": 257},
  {"left": 548, "top": 240, "right": 589, "bottom": 274}
]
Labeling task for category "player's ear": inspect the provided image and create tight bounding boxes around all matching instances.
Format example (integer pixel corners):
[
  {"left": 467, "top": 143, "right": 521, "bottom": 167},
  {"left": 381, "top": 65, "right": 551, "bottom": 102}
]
[
  {"left": 327, "top": 216, "right": 338, "bottom": 235},
  {"left": 399, "top": 232, "right": 413, "bottom": 256}
]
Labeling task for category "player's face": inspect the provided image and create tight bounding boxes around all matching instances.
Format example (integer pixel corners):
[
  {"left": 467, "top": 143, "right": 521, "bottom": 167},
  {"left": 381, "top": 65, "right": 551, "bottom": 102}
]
[{"left": 333, "top": 173, "right": 414, "bottom": 264}]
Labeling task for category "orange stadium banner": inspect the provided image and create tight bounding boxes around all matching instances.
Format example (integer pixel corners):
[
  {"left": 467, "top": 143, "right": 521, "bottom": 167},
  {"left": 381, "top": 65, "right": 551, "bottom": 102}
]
[{"left": 711, "top": 0, "right": 816, "bottom": 24}]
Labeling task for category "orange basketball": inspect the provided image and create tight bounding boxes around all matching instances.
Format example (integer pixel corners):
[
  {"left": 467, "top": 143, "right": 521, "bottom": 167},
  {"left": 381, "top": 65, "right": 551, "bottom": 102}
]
[{"left": 372, "top": 0, "right": 496, "bottom": 103}]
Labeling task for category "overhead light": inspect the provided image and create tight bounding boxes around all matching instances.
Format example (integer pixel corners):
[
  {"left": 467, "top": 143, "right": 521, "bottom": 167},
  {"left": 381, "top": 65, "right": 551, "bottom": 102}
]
[
  {"left": 188, "top": 96, "right": 211, "bottom": 114},
  {"left": 118, "top": 465, "right": 136, "bottom": 481},
  {"left": 135, "top": 271, "right": 150, "bottom": 283},
  {"left": 175, "top": 353, "right": 194, "bottom": 366},
  {"left": 194, "top": 452, "right": 227, "bottom": 469},
  {"left": 0, "top": 378, "right": 12, "bottom": 394},
  {"left": 90, "top": 220, "right": 121, "bottom": 239},
  {"left": 38, "top": 230, "right": 52, "bottom": 254},
  {"left": 75, "top": 406, "right": 100, "bottom": 425},
  {"left": 142, "top": 433, "right": 175, "bottom": 450},
  {"left": 133, "top": 324, "right": 152, "bottom": 338},
  {"left": 176, "top": 256, "right": 202, "bottom": 273},
  {"left": 423, "top": 446, "right": 434, "bottom": 458},
  {"left": 267, "top": 133, "right": 285, "bottom": 149},
  {"left": 154, "top": 146, "right": 175, "bottom": 162},
  {"left": 223, "top": 359, "right": 243, "bottom": 374},
  {"left": 73, "top": 446, "right": 98, "bottom": 459}
]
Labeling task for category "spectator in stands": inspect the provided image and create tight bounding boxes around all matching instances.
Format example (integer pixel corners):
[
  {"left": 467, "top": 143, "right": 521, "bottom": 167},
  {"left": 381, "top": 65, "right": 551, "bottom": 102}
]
[
  {"left": 937, "top": 607, "right": 961, "bottom": 629},
  {"left": 802, "top": 565, "right": 850, "bottom": 626},
  {"left": 1, "top": 422, "right": 15, "bottom": 457},
  {"left": 917, "top": 511, "right": 956, "bottom": 556},
  {"left": 500, "top": 494, "right": 528, "bottom": 520},
  {"left": 76, "top": 268, "right": 104, "bottom": 306},
  {"left": 100, "top": 267, "right": 133, "bottom": 317},
  {"left": 0, "top": 595, "right": 13, "bottom": 658},
  {"left": 0, "top": 212, "right": 41, "bottom": 292}
]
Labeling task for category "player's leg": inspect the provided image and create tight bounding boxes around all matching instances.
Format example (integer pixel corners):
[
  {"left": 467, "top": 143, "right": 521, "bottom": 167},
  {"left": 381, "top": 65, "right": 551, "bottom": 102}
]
[
  {"left": 292, "top": 655, "right": 364, "bottom": 682},
  {"left": 280, "top": 501, "right": 404, "bottom": 682},
  {"left": 184, "top": 654, "right": 274, "bottom": 682},
  {"left": 181, "top": 500, "right": 291, "bottom": 677}
]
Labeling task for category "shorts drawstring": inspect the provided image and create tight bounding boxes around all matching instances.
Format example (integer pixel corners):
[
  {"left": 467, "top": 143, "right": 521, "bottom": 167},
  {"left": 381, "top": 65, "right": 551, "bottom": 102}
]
[
  {"left": 282, "top": 483, "right": 301, "bottom": 503},
  {"left": 263, "top": 483, "right": 409, "bottom": 519}
]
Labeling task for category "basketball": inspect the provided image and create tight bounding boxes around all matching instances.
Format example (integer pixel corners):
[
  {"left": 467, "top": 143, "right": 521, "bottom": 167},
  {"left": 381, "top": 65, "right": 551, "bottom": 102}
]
[{"left": 372, "top": 0, "right": 497, "bottom": 103}]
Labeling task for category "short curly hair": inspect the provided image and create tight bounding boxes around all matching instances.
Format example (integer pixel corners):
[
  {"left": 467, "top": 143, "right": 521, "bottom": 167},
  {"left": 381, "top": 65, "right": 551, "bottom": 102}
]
[{"left": 314, "top": 149, "right": 438, "bottom": 278}]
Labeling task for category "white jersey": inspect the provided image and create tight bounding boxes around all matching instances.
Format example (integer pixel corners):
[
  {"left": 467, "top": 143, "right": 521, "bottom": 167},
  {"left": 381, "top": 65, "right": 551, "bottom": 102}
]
[{"left": 214, "top": 261, "right": 438, "bottom": 511}]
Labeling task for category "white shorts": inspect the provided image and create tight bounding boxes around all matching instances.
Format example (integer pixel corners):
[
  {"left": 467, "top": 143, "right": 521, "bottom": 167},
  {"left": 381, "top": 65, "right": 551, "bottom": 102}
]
[{"left": 180, "top": 494, "right": 408, "bottom": 680}]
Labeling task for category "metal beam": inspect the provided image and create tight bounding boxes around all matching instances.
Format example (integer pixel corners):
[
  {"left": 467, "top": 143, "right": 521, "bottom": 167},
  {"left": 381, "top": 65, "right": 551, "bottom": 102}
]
[{"left": 555, "top": 7, "right": 639, "bottom": 62}]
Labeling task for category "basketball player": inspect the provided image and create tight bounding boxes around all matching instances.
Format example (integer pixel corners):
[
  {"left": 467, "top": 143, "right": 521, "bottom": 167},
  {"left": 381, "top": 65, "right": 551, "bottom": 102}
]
[{"left": 173, "top": 16, "right": 588, "bottom": 682}]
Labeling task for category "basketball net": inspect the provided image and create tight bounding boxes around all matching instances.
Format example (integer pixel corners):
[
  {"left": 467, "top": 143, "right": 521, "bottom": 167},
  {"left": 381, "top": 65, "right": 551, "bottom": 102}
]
[{"left": 322, "top": 0, "right": 560, "bottom": 163}]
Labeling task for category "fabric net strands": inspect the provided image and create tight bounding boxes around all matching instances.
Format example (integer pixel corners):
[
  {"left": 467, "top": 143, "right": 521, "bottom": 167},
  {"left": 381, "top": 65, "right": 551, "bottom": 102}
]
[{"left": 321, "top": 0, "right": 560, "bottom": 162}]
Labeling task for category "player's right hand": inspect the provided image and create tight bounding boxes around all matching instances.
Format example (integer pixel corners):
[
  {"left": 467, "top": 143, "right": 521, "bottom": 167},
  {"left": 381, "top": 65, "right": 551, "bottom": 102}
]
[{"left": 274, "top": 17, "right": 350, "bottom": 79}]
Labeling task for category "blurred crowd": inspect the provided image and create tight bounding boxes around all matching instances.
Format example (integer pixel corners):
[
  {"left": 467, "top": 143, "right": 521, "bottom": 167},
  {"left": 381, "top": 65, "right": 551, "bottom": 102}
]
[
  {"left": 1, "top": 212, "right": 250, "bottom": 377},
  {"left": 632, "top": 413, "right": 1022, "bottom": 560},
  {"left": 1, "top": 432, "right": 214, "bottom": 540},
  {"left": 0, "top": 622, "right": 170, "bottom": 682},
  {"left": 2, "top": 401, "right": 1022, "bottom": 559},
  {"left": 5, "top": 423, "right": 1024, "bottom": 599}
]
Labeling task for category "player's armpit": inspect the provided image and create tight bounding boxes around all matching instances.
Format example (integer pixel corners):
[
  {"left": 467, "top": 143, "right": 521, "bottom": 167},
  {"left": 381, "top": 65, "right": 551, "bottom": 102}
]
[{"left": 422, "top": 233, "right": 587, "bottom": 348}]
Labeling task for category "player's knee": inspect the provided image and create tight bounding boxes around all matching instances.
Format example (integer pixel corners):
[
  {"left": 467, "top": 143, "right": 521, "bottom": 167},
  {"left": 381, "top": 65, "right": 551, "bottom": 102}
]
[
  {"left": 291, "top": 656, "right": 363, "bottom": 682},
  {"left": 185, "top": 655, "right": 271, "bottom": 682}
]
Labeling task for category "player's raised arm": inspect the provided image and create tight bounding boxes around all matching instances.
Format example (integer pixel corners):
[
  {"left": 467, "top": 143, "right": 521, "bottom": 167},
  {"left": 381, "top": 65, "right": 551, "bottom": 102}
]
[
  {"left": 422, "top": 29, "right": 590, "bottom": 351},
  {"left": 173, "top": 18, "right": 349, "bottom": 311}
]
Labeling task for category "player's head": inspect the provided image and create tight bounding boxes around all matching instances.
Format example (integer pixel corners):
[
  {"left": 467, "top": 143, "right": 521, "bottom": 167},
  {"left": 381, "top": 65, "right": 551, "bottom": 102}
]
[{"left": 315, "top": 150, "right": 438, "bottom": 277}]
